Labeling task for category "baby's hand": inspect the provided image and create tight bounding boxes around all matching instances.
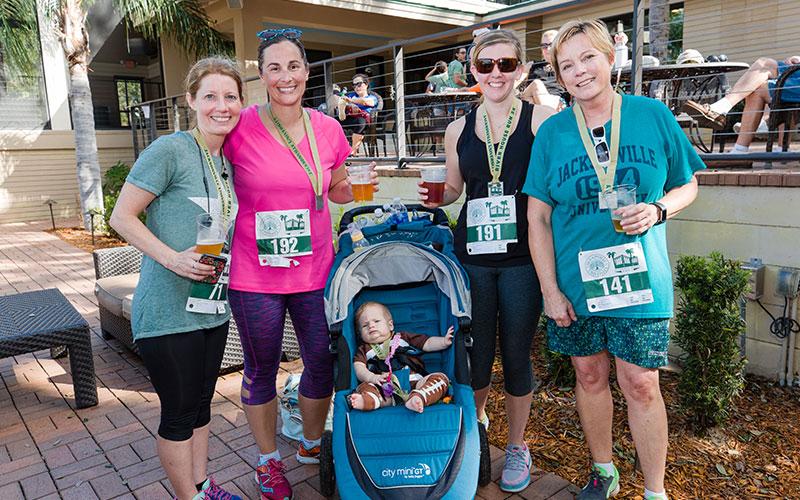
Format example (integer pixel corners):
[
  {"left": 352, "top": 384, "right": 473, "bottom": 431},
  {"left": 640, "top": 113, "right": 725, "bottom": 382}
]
[
  {"left": 443, "top": 326, "right": 454, "bottom": 346},
  {"left": 371, "top": 373, "right": 387, "bottom": 385}
]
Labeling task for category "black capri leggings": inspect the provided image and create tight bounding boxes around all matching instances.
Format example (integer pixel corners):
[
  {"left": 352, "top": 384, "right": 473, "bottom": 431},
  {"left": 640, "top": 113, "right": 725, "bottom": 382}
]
[
  {"left": 342, "top": 115, "right": 367, "bottom": 135},
  {"left": 137, "top": 321, "right": 229, "bottom": 441},
  {"left": 464, "top": 263, "right": 542, "bottom": 396}
]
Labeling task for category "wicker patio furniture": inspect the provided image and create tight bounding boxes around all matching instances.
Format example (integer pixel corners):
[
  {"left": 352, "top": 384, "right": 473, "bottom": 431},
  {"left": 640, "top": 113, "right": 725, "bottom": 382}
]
[
  {"left": 93, "top": 246, "right": 300, "bottom": 373},
  {"left": 0, "top": 288, "right": 98, "bottom": 408}
]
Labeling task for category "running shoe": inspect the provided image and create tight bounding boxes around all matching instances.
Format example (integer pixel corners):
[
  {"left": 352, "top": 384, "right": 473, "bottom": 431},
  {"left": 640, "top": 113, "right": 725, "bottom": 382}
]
[
  {"left": 296, "top": 442, "right": 321, "bottom": 464},
  {"left": 499, "top": 443, "right": 532, "bottom": 492},
  {"left": 254, "top": 458, "right": 292, "bottom": 500},
  {"left": 576, "top": 465, "right": 620, "bottom": 499},
  {"left": 194, "top": 477, "right": 243, "bottom": 500}
]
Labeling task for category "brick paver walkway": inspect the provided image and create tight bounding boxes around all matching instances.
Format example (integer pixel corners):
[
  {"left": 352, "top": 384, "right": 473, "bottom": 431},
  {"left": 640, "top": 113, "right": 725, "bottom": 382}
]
[{"left": 0, "top": 221, "right": 577, "bottom": 499}]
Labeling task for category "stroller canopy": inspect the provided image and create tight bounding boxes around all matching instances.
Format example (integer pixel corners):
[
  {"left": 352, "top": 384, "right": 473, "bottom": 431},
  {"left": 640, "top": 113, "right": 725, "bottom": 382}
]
[{"left": 324, "top": 241, "right": 471, "bottom": 328}]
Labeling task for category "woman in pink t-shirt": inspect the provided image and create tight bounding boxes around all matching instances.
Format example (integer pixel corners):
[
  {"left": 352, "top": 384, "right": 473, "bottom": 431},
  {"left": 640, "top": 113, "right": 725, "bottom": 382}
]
[{"left": 224, "top": 29, "right": 378, "bottom": 499}]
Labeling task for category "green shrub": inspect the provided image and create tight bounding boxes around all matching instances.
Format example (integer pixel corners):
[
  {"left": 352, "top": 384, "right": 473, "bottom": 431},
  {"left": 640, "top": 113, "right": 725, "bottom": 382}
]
[
  {"left": 674, "top": 252, "right": 749, "bottom": 432},
  {"left": 538, "top": 315, "right": 576, "bottom": 388},
  {"left": 102, "top": 161, "right": 142, "bottom": 240}
]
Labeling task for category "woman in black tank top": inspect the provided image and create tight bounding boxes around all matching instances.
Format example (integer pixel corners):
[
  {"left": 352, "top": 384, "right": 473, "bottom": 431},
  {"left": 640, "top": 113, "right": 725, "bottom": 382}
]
[{"left": 417, "top": 29, "right": 554, "bottom": 493}]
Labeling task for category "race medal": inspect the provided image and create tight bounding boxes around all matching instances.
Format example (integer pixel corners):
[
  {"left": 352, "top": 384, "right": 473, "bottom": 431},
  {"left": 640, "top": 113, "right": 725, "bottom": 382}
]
[
  {"left": 578, "top": 242, "right": 654, "bottom": 312},
  {"left": 186, "top": 253, "right": 230, "bottom": 314},
  {"left": 466, "top": 195, "right": 517, "bottom": 255},
  {"left": 315, "top": 194, "right": 324, "bottom": 211},
  {"left": 488, "top": 181, "right": 504, "bottom": 197},
  {"left": 256, "top": 209, "right": 313, "bottom": 267}
]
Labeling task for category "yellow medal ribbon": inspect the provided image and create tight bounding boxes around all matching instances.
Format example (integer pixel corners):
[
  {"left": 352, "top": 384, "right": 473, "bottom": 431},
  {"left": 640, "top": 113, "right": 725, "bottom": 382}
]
[
  {"left": 573, "top": 93, "right": 622, "bottom": 192},
  {"left": 191, "top": 128, "right": 233, "bottom": 228},
  {"left": 266, "top": 105, "right": 325, "bottom": 211},
  {"left": 480, "top": 99, "right": 520, "bottom": 184}
]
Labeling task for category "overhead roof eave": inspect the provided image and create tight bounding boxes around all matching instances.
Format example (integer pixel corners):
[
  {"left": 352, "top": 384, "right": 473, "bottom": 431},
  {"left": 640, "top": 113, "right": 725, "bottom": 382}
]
[
  {"left": 481, "top": 0, "right": 589, "bottom": 23},
  {"left": 286, "top": 0, "right": 508, "bottom": 26}
]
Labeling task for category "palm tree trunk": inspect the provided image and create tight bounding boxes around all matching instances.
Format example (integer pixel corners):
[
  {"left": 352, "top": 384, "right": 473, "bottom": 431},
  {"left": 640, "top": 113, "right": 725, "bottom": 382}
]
[
  {"left": 61, "top": 0, "right": 103, "bottom": 230},
  {"left": 648, "top": 0, "right": 670, "bottom": 62}
]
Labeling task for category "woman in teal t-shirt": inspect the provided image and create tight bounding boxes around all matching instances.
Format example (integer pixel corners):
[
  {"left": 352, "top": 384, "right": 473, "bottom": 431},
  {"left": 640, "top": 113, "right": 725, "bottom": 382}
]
[
  {"left": 524, "top": 20, "right": 705, "bottom": 500},
  {"left": 110, "top": 58, "right": 242, "bottom": 500}
]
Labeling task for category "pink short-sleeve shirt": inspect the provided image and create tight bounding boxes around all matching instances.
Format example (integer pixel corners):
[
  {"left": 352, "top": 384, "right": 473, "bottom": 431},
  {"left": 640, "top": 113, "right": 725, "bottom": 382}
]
[{"left": 224, "top": 105, "right": 351, "bottom": 293}]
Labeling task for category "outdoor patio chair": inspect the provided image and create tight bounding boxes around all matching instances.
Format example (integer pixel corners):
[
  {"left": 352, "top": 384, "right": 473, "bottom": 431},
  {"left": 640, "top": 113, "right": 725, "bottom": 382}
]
[
  {"left": 93, "top": 246, "right": 300, "bottom": 373},
  {"left": 766, "top": 64, "right": 800, "bottom": 152},
  {"left": 363, "top": 91, "right": 384, "bottom": 156}
]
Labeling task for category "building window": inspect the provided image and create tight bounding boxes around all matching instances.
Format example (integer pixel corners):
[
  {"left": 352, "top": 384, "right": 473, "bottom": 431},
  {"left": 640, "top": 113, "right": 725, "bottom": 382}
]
[
  {"left": 116, "top": 78, "right": 143, "bottom": 127},
  {"left": 0, "top": 0, "right": 50, "bottom": 130}
]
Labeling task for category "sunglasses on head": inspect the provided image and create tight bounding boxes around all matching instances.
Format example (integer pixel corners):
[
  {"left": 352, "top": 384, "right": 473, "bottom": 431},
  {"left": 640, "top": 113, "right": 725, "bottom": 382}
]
[
  {"left": 592, "top": 126, "right": 610, "bottom": 163},
  {"left": 474, "top": 57, "right": 520, "bottom": 74},
  {"left": 257, "top": 28, "right": 302, "bottom": 42}
]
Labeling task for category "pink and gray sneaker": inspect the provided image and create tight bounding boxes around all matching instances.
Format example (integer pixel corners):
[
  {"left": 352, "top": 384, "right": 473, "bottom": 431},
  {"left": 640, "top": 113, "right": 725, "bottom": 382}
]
[
  {"left": 255, "top": 458, "right": 293, "bottom": 500},
  {"left": 194, "top": 477, "right": 242, "bottom": 500}
]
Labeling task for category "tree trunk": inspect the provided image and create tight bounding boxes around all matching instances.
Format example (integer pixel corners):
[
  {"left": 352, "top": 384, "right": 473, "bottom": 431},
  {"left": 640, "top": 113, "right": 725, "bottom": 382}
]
[
  {"left": 60, "top": 0, "right": 103, "bottom": 230},
  {"left": 648, "top": 0, "right": 671, "bottom": 62}
]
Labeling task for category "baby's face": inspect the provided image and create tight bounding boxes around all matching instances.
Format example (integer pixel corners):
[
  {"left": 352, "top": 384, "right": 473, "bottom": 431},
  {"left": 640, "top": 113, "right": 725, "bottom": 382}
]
[{"left": 358, "top": 305, "right": 393, "bottom": 344}]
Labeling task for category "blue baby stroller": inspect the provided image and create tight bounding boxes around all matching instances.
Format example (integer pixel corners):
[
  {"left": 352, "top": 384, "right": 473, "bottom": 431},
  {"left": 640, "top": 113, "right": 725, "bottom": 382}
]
[{"left": 320, "top": 205, "right": 491, "bottom": 499}]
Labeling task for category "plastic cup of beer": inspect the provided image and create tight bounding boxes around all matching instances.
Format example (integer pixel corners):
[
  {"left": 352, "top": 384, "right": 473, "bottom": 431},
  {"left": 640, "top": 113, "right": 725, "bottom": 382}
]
[
  {"left": 420, "top": 166, "right": 447, "bottom": 205},
  {"left": 600, "top": 184, "right": 637, "bottom": 233},
  {"left": 196, "top": 213, "right": 226, "bottom": 255},
  {"left": 347, "top": 164, "right": 374, "bottom": 202}
]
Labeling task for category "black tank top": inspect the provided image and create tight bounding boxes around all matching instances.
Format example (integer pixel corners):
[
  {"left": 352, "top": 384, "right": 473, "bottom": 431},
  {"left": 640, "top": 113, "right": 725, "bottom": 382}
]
[{"left": 454, "top": 100, "right": 534, "bottom": 267}]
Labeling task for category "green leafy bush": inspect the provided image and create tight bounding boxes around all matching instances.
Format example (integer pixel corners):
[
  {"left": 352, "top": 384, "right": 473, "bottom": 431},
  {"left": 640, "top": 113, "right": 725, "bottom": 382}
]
[
  {"left": 538, "top": 315, "right": 576, "bottom": 388},
  {"left": 102, "top": 161, "right": 142, "bottom": 240},
  {"left": 674, "top": 252, "right": 749, "bottom": 432}
]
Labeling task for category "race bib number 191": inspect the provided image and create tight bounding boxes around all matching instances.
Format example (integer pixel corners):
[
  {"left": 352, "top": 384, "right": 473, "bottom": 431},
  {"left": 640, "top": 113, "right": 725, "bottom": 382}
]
[{"left": 466, "top": 195, "right": 517, "bottom": 255}]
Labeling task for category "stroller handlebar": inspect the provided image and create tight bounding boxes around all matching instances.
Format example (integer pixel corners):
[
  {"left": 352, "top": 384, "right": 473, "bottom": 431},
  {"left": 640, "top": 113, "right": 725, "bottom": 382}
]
[{"left": 337, "top": 204, "right": 450, "bottom": 234}]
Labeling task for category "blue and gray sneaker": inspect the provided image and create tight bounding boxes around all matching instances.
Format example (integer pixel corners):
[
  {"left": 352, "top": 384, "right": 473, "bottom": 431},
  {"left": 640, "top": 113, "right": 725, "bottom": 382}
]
[
  {"left": 499, "top": 443, "right": 531, "bottom": 492},
  {"left": 577, "top": 465, "right": 620, "bottom": 499}
]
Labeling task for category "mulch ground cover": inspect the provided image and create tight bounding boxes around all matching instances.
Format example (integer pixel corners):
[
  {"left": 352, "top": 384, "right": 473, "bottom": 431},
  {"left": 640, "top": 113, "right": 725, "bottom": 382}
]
[
  {"left": 486, "top": 347, "right": 800, "bottom": 499},
  {"left": 47, "top": 226, "right": 128, "bottom": 253}
]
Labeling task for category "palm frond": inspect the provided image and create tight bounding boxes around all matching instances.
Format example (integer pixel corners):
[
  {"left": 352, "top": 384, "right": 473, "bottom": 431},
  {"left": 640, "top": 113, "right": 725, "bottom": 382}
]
[
  {"left": 114, "top": 0, "right": 233, "bottom": 59},
  {"left": 0, "top": 0, "right": 40, "bottom": 76}
]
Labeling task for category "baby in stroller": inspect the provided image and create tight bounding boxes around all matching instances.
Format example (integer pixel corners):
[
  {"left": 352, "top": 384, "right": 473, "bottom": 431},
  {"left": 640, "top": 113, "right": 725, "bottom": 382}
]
[{"left": 349, "top": 301, "right": 453, "bottom": 413}]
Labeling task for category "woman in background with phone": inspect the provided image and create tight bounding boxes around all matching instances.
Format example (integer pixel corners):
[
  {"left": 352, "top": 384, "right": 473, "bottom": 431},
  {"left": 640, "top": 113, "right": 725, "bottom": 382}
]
[{"left": 110, "top": 57, "right": 242, "bottom": 500}]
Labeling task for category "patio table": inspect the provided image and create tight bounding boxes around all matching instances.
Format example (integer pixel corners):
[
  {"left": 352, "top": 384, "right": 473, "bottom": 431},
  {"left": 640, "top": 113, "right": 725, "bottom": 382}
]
[{"left": 0, "top": 288, "right": 98, "bottom": 408}]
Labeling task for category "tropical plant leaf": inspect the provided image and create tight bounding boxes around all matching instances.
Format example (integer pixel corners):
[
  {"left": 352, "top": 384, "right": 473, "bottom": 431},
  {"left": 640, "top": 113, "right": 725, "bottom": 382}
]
[
  {"left": 114, "top": 0, "right": 233, "bottom": 58},
  {"left": 0, "top": 0, "right": 40, "bottom": 76}
]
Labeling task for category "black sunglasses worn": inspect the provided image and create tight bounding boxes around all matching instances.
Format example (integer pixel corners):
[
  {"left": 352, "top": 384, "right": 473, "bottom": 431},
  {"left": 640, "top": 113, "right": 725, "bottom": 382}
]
[
  {"left": 474, "top": 57, "right": 520, "bottom": 74},
  {"left": 353, "top": 81, "right": 367, "bottom": 87},
  {"left": 540, "top": 42, "right": 552, "bottom": 49}
]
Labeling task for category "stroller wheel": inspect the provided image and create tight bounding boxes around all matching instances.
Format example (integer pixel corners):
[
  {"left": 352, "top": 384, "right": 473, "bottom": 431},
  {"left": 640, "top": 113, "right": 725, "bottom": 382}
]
[
  {"left": 478, "top": 423, "right": 491, "bottom": 487},
  {"left": 319, "top": 430, "right": 336, "bottom": 496}
]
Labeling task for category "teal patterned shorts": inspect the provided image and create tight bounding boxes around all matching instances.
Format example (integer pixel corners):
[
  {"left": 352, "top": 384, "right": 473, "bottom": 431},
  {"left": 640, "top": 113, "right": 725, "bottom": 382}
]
[{"left": 547, "top": 316, "right": 670, "bottom": 368}]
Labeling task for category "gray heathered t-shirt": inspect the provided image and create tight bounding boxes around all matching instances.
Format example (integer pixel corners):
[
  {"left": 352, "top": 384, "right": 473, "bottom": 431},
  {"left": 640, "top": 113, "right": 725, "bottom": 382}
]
[{"left": 126, "top": 131, "right": 237, "bottom": 340}]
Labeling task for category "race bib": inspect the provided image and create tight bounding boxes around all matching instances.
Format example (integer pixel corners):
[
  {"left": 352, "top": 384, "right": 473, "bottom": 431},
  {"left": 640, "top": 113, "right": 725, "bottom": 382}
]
[
  {"left": 578, "top": 242, "right": 654, "bottom": 312},
  {"left": 186, "top": 253, "right": 230, "bottom": 314},
  {"left": 466, "top": 195, "right": 517, "bottom": 255},
  {"left": 256, "top": 209, "right": 313, "bottom": 267}
]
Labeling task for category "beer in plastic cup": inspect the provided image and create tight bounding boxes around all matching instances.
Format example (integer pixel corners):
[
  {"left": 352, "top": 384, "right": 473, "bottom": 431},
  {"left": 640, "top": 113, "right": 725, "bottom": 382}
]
[
  {"left": 347, "top": 164, "right": 374, "bottom": 202},
  {"left": 420, "top": 166, "right": 447, "bottom": 204},
  {"left": 196, "top": 213, "right": 226, "bottom": 255},
  {"left": 599, "top": 184, "right": 637, "bottom": 233}
]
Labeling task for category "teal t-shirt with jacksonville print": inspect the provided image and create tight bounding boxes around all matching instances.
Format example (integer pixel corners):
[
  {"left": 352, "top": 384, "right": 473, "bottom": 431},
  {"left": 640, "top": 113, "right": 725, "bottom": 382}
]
[{"left": 523, "top": 94, "right": 705, "bottom": 318}]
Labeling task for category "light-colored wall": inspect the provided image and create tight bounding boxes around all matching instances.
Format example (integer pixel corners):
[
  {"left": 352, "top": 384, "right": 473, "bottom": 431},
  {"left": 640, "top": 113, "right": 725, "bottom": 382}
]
[
  {"left": 0, "top": 131, "right": 135, "bottom": 224},
  {"left": 668, "top": 185, "right": 800, "bottom": 381},
  {"left": 683, "top": 0, "right": 800, "bottom": 65}
]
